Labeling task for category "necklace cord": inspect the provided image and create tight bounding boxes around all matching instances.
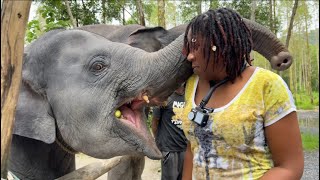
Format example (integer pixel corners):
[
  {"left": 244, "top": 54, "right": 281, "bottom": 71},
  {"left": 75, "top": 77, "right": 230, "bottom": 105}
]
[{"left": 199, "top": 62, "right": 248, "bottom": 109}]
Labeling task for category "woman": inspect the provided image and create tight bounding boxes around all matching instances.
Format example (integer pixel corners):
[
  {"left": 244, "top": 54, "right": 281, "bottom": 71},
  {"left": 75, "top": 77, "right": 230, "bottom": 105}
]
[{"left": 181, "top": 8, "right": 304, "bottom": 180}]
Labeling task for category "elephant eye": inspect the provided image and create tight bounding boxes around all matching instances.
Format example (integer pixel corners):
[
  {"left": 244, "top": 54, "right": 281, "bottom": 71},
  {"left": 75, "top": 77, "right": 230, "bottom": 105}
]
[
  {"left": 90, "top": 62, "right": 106, "bottom": 72},
  {"left": 89, "top": 55, "right": 110, "bottom": 73},
  {"left": 93, "top": 63, "right": 104, "bottom": 71}
]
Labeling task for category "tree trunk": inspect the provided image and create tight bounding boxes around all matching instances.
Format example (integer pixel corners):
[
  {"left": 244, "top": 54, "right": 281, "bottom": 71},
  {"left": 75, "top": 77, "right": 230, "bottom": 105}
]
[
  {"left": 250, "top": 0, "right": 256, "bottom": 63},
  {"left": 101, "top": 0, "right": 106, "bottom": 24},
  {"left": 316, "top": 22, "right": 319, "bottom": 90},
  {"left": 285, "top": 0, "right": 298, "bottom": 48},
  {"left": 136, "top": 0, "right": 145, "bottom": 26},
  {"left": 283, "top": 0, "right": 298, "bottom": 78},
  {"left": 317, "top": 45, "right": 319, "bottom": 90},
  {"left": 302, "top": 49, "right": 306, "bottom": 91},
  {"left": 269, "top": 0, "right": 274, "bottom": 33},
  {"left": 64, "top": 0, "right": 77, "bottom": 27},
  {"left": 1, "top": 0, "right": 31, "bottom": 178},
  {"left": 250, "top": 0, "right": 256, "bottom": 22},
  {"left": 298, "top": 24, "right": 303, "bottom": 92},
  {"left": 285, "top": 1, "right": 295, "bottom": 94},
  {"left": 304, "top": 9, "right": 314, "bottom": 104},
  {"left": 80, "top": 0, "right": 87, "bottom": 26},
  {"left": 294, "top": 56, "right": 298, "bottom": 96},
  {"left": 74, "top": 0, "right": 79, "bottom": 27},
  {"left": 122, "top": 6, "right": 125, "bottom": 25},
  {"left": 273, "top": 0, "right": 277, "bottom": 34},
  {"left": 157, "top": 0, "right": 165, "bottom": 28},
  {"left": 197, "top": 0, "right": 202, "bottom": 15},
  {"left": 172, "top": 2, "right": 177, "bottom": 27}
]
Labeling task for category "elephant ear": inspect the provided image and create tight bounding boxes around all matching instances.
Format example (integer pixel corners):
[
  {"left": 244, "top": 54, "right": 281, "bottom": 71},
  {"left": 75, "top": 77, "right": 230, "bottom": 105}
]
[
  {"left": 13, "top": 51, "right": 56, "bottom": 144},
  {"left": 128, "top": 27, "right": 169, "bottom": 52}
]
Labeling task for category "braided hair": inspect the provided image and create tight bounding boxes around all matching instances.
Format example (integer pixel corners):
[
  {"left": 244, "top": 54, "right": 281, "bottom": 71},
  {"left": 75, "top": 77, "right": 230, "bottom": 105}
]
[{"left": 183, "top": 8, "right": 253, "bottom": 82}]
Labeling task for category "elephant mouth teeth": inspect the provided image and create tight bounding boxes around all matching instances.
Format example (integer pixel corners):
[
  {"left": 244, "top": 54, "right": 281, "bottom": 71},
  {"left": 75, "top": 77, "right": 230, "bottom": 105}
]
[{"left": 116, "top": 99, "right": 145, "bottom": 128}]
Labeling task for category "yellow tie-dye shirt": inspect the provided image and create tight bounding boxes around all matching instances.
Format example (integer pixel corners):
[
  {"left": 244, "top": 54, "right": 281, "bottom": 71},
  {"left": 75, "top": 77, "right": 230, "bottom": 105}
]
[{"left": 182, "top": 67, "right": 296, "bottom": 180}]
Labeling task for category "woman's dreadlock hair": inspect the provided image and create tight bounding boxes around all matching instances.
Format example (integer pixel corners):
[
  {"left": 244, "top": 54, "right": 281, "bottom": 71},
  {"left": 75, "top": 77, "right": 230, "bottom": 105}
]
[{"left": 183, "top": 8, "right": 253, "bottom": 82}]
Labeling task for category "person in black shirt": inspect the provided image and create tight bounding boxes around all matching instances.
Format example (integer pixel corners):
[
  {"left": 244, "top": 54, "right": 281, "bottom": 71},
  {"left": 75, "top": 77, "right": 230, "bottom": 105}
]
[{"left": 151, "top": 83, "right": 187, "bottom": 180}]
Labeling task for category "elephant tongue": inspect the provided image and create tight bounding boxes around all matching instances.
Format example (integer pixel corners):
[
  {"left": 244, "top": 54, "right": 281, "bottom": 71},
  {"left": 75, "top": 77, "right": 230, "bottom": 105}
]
[
  {"left": 119, "top": 106, "right": 138, "bottom": 126},
  {"left": 118, "top": 101, "right": 162, "bottom": 159}
]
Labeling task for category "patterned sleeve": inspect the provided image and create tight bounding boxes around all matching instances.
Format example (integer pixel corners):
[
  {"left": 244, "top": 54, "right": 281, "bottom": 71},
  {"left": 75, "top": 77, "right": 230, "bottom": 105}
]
[{"left": 263, "top": 74, "right": 297, "bottom": 127}]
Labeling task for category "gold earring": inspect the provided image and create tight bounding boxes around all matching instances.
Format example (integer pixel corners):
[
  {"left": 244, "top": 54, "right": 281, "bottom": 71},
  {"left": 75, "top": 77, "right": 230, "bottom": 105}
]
[{"left": 212, "top": 46, "right": 216, "bottom": 52}]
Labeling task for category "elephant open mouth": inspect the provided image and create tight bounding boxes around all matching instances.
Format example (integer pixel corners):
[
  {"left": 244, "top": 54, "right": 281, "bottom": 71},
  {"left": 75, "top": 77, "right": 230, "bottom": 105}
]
[
  {"left": 116, "top": 99, "right": 146, "bottom": 129},
  {"left": 114, "top": 93, "right": 162, "bottom": 159},
  {"left": 115, "top": 91, "right": 152, "bottom": 132}
]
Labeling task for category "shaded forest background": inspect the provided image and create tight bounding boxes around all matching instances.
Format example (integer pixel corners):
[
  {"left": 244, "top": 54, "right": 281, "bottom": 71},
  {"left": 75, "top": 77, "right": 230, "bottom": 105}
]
[{"left": 26, "top": 0, "right": 319, "bottom": 110}]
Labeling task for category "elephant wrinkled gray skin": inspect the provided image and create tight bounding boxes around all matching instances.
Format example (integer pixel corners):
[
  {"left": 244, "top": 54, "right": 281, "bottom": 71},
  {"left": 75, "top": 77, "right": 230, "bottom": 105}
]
[{"left": 9, "top": 19, "right": 292, "bottom": 180}]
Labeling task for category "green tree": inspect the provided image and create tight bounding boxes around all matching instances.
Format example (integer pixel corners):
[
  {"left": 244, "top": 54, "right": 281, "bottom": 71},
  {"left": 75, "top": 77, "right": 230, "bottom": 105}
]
[
  {"left": 224, "top": 0, "right": 280, "bottom": 33},
  {"left": 25, "top": 1, "right": 71, "bottom": 44},
  {"left": 179, "top": 0, "right": 200, "bottom": 23},
  {"left": 157, "top": 0, "right": 166, "bottom": 28},
  {"left": 136, "top": 0, "right": 146, "bottom": 25},
  {"left": 209, "top": 0, "right": 220, "bottom": 9},
  {"left": 142, "top": 0, "right": 157, "bottom": 26}
]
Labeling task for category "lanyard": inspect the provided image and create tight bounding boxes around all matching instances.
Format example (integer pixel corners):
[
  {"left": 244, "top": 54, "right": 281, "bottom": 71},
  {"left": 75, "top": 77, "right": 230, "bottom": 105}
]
[{"left": 199, "top": 62, "right": 248, "bottom": 110}]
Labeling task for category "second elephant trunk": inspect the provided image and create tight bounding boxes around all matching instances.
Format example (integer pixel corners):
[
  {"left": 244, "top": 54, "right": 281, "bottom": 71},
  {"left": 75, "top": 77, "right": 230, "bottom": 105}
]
[{"left": 243, "top": 18, "right": 293, "bottom": 71}]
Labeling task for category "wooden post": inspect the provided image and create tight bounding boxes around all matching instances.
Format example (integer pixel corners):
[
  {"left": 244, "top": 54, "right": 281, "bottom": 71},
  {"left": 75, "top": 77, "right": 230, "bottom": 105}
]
[
  {"left": 1, "top": 0, "right": 31, "bottom": 178},
  {"left": 55, "top": 156, "right": 126, "bottom": 180}
]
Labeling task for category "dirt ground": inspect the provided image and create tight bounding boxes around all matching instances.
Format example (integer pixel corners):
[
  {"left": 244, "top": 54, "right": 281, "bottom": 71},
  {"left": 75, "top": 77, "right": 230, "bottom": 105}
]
[{"left": 75, "top": 154, "right": 161, "bottom": 180}]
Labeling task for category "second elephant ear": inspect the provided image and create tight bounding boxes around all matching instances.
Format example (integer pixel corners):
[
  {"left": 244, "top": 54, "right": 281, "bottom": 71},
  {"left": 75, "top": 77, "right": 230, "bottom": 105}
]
[
  {"left": 128, "top": 27, "right": 168, "bottom": 52},
  {"left": 13, "top": 51, "right": 56, "bottom": 144}
]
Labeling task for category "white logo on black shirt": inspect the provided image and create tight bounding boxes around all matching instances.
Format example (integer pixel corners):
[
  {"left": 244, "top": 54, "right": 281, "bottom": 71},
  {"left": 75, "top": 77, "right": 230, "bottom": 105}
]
[{"left": 173, "top": 101, "right": 185, "bottom": 108}]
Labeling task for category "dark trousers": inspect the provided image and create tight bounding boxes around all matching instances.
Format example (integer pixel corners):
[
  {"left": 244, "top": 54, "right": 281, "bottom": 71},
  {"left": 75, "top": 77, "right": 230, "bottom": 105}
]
[{"left": 161, "top": 151, "right": 186, "bottom": 180}]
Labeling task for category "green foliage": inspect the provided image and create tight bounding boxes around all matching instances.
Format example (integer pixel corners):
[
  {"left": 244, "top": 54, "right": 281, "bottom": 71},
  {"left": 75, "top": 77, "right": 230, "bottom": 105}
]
[
  {"left": 25, "top": 20, "right": 41, "bottom": 43},
  {"left": 178, "top": 0, "right": 200, "bottom": 23},
  {"left": 250, "top": 52, "right": 272, "bottom": 70},
  {"left": 310, "top": 44, "right": 319, "bottom": 91},
  {"left": 295, "top": 91, "right": 319, "bottom": 110},
  {"left": 143, "top": 0, "right": 157, "bottom": 26},
  {"left": 224, "top": 0, "right": 280, "bottom": 33},
  {"left": 209, "top": 0, "right": 220, "bottom": 9},
  {"left": 70, "top": 0, "right": 100, "bottom": 26},
  {"left": 25, "top": 1, "right": 72, "bottom": 43},
  {"left": 147, "top": 111, "right": 153, "bottom": 128},
  {"left": 309, "top": 29, "right": 319, "bottom": 45},
  {"left": 301, "top": 132, "right": 319, "bottom": 151},
  {"left": 102, "top": 0, "right": 126, "bottom": 23},
  {"left": 165, "top": 1, "right": 178, "bottom": 27}
]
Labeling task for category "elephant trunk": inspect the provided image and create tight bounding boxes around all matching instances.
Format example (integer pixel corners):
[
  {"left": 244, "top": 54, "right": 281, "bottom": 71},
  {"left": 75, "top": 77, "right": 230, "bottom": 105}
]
[
  {"left": 140, "top": 34, "right": 192, "bottom": 101},
  {"left": 243, "top": 18, "right": 293, "bottom": 71}
]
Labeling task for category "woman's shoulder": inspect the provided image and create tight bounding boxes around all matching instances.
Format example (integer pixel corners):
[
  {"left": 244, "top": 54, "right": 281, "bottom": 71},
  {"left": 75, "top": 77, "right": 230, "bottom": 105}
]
[
  {"left": 252, "top": 67, "right": 283, "bottom": 83},
  {"left": 185, "top": 74, "right": 198, "bottom": 101},
  {"left": 185, "top": 74, "right": 198, "bottom": 89}
]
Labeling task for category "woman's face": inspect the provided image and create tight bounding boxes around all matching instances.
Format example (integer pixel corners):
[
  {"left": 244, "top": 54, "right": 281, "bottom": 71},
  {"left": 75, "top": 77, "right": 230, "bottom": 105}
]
[{"left": 186, "top": 30, "right": 219, "bottom": 80}]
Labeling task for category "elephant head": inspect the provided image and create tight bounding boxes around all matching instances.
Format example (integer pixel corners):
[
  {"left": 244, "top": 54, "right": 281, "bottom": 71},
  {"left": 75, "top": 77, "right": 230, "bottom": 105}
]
[{"left": 14, "top": 19, "right": 292, "bottom": 161}]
